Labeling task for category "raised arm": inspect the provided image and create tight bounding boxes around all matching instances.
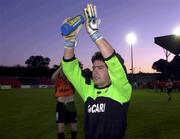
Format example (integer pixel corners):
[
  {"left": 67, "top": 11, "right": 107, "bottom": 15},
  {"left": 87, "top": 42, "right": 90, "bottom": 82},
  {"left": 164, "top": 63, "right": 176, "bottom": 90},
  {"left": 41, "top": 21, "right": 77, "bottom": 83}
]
[
  {"left": 84, "top": 3, "right": 114, "bottom": 58},
  {"left": 51, "top": 67, "right": 60, "bottom": 82},
  {"left": 62, "top": 17, "right": 82, "bottom": 60},
  {"left": 61, "top": 17, "right": 90, "bottom": 101},
  {"left": 95, "top": 38, "right": 114, "bottom": 58}
]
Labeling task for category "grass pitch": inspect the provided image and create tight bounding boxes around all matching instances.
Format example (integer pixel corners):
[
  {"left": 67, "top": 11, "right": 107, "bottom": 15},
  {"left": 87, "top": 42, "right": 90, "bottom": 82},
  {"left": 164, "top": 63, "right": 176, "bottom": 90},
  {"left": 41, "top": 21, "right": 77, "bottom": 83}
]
[{"left": 0, "top": 88, "right": 180, "bottom": 139}]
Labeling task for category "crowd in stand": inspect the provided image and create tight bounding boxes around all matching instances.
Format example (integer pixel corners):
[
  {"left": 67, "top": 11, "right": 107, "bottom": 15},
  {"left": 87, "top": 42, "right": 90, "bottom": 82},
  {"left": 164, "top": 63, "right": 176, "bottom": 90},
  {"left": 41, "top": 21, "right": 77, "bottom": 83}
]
[
  {"left": 153, "top": 80, "right": 180, "bottom": 93},
  {"left": 0, "top": 77, "right": 21, "bottom": 88},
  {"left": 133, "top": 79, "right": 180, "bottom": 93},
  {"left": 0, "top": 77, "right": 53, "bottom": 88},
  {"left": 1, "top": 76, "right": 180, "bottom": 92}
]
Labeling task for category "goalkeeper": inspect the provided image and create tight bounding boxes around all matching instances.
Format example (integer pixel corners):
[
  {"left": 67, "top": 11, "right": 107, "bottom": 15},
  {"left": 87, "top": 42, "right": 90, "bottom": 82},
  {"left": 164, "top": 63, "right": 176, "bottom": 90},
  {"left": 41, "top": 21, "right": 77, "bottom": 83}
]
[{"left": 61, "top": 3, "right": 132, "bottom": 139}]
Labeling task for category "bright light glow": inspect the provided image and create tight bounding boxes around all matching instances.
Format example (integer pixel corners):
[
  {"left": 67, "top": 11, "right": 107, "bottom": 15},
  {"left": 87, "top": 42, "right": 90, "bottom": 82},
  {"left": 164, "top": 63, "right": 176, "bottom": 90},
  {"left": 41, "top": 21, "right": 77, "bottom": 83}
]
[
  {"left": 173, "top": 26, "right": 180, "bottom": 36},
  {"left": 126, "top": 33, "right": 137, "bottom": 45}
]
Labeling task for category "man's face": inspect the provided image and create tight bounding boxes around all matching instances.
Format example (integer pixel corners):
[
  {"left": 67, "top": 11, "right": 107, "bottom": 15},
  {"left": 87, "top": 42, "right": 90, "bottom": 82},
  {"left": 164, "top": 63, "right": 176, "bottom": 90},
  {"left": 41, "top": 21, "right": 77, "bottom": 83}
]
[{"left": 92, "top": 60, "right": 110, "bottom": 87}]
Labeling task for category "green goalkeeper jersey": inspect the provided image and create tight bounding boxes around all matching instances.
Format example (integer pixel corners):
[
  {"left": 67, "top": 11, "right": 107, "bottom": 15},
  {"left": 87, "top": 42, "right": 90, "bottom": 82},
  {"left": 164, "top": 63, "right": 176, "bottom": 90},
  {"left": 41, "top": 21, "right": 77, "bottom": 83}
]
[{"left": 62, "top": 53, "right": 132, "bottom": 139}]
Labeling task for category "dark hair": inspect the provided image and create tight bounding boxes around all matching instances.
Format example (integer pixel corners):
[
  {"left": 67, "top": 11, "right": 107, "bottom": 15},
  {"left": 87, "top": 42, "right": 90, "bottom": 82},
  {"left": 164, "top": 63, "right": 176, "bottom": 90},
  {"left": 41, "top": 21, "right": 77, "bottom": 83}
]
[
  {"left": 91, "top": 51, "right": 128, "bottom": 75},
  {"left": 91, "top": 52, "right": 104, "bottom": 64}
]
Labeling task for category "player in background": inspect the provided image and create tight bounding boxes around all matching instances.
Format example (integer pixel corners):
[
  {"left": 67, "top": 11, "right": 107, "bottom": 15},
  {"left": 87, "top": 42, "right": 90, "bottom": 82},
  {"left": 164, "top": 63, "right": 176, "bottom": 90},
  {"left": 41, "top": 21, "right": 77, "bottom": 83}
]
[
  {"left": 166, "top": 79, "right": 173, "bottom": 101},
  {"left": 51, "top": 66, "right": 77, "bottom": 139}
]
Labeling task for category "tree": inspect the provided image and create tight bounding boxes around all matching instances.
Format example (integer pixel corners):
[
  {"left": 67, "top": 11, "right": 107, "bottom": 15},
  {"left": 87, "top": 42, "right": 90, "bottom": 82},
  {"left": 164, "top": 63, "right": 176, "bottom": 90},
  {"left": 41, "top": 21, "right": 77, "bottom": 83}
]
[
  {"left": 152, "top": 56, "right": 180, "bottom": 80},
  {"left": 25, "top": 56, "right": 50, "bottom": 68},
  {"left": 152, "top": 59, "right": 169, "bottom": 74}
]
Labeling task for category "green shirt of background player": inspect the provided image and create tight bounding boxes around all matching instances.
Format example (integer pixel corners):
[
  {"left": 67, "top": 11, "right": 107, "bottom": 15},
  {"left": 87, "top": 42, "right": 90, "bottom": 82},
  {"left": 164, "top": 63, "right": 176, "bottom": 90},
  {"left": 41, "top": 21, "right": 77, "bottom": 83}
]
[{"left": 61, "top": 3, "right": 132, "bottom": 139}]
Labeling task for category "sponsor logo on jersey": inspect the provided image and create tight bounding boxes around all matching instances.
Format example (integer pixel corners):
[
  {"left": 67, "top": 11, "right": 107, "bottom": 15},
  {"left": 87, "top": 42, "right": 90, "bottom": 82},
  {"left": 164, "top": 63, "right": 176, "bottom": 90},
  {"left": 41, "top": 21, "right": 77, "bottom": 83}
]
[{"left": 88, "top": 103, "right": 106, "bottom": 113}]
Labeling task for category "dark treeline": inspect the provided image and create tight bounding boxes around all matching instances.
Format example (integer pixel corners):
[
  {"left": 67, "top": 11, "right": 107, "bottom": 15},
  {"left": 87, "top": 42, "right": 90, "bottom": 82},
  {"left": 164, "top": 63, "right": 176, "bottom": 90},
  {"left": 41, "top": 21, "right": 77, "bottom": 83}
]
[
  {"left": 0, "top": 56, "right": 59, "bottom": 77},
  {"left": 0, "top": 66, "right": 58, "bottom": 77},
  {"left": 1, "top": 55, "right": 180, "bottom": 79}
]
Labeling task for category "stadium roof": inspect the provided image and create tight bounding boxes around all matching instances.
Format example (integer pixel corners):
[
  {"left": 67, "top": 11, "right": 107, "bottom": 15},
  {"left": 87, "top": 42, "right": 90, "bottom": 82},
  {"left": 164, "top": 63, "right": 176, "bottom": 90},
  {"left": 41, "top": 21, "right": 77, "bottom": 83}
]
[{"left": 154, "top": 35, "right": 180, "bottom": 55}]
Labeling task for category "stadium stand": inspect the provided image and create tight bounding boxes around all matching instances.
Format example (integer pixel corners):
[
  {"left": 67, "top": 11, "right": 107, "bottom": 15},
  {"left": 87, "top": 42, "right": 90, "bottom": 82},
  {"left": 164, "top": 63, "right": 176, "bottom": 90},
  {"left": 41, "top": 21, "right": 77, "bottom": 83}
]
[
  {"left": 0, "top": 77, "right": 21, "bottom": 88},
  {"left": 17, "top": 77, "right": 39, "bottom": 85},
  {"left": 39, "top": 77, "right": 52, "bottom": 85},
  {"left": 0, "top": 77, "right": 53, "bottom": 89}
]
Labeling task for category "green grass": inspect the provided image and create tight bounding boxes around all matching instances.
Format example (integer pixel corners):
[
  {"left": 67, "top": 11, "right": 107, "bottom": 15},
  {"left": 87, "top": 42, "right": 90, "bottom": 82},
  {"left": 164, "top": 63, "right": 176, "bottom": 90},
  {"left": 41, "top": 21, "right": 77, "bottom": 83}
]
[
  {"left": 126, "top": 89, "right": 180, "bottom": 139},
  {"left": 0, "top": 88, "right": 180, "bottom": 139}
]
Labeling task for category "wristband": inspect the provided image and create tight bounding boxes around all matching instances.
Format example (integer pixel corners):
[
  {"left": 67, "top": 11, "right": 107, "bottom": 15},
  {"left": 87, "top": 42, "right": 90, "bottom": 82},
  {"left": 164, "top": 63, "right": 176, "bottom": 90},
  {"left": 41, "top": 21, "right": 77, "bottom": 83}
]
[
  {"left": 90, "top": 31, "right": 103, "bottom": 42},
  {"left": 64, "top": 40, "right": 77, "bottom": 48}
]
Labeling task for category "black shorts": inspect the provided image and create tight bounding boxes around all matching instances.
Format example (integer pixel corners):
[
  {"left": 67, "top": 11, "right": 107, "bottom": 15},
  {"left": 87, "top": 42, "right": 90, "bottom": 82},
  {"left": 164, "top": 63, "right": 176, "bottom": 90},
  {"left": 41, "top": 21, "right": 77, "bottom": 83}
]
[{"left": 56, "top": 101, "right": 77, "bottom": 123}]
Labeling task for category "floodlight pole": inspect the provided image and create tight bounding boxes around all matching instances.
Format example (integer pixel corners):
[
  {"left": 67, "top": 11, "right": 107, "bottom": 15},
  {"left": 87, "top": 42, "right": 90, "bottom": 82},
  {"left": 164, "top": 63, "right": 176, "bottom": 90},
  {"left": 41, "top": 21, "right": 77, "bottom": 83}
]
[
  {"left": 131, "top": 44, "right": 134, "bottom": 84},
  {"left": 126, "top": 33, "right": 136, "bottom": 85}
]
